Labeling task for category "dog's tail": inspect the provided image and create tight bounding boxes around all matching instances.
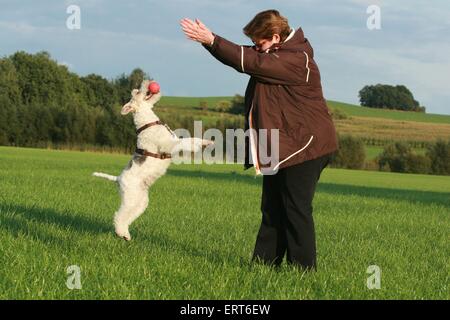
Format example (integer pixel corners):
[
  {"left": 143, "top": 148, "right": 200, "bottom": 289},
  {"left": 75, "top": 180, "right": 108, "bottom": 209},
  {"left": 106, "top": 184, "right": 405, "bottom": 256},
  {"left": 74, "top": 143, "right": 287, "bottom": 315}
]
[{"left": 92, "top": 172, "right": 118, "bottom": 182}]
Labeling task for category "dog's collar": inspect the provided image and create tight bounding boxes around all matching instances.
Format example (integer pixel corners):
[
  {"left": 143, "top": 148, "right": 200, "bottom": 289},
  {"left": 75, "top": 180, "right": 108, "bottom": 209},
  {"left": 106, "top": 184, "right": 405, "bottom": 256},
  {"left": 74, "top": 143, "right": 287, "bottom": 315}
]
[
  {"left": 136, "top": 120, "right": 175, "bottom": 138},
  {"left": 135, "top": 148, "right": 171, "bottom": 160},
  {"left": 136, "top": 120, "right": 164, "bottom": 135}
]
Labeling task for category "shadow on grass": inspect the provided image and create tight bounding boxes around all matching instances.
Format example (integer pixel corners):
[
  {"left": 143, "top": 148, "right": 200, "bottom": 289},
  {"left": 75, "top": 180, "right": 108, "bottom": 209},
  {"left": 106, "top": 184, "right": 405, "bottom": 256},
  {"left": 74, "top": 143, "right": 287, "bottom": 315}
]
[
  {"left": 318, "top": 183, "right": 450, "bottom": 208},
  {"left": 0, "top": 203, "right": 251, "bottom": 267},
  {"left": 167, "top": 168, "right": 260, "bottom": 185},
  {"left": 168, "top": 169, "right": 450, "bottom": 207},
  {"left": 0, "top": 203, "right": 112, "bottom": 248},
  {"left": 136, "top": 231, "right": 251, "bottom": 267}
]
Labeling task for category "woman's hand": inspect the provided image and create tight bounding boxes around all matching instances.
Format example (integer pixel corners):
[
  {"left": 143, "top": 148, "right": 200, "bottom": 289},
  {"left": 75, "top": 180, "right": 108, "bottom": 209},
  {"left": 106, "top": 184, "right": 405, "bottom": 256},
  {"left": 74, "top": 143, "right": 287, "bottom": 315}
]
[{"left": 180, "top": 18, "right": 215, "bottom": 45}]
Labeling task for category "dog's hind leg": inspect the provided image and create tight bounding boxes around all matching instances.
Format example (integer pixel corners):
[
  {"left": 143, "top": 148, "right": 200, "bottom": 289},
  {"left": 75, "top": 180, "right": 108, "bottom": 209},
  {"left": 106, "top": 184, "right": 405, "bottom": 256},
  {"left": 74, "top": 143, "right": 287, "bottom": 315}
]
[
  {"left": 113, "top": 188, "right": 137, "bottom": 241},
  {"left": 125, "top": 191, "right": 149, "bottom": 231}
]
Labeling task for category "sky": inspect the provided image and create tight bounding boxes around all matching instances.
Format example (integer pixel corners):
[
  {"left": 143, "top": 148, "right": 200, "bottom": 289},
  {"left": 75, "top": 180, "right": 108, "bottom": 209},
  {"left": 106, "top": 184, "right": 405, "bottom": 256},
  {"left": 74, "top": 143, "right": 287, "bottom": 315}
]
[{"left": 0, "top": 0, "right": 449, "bottom": 115}]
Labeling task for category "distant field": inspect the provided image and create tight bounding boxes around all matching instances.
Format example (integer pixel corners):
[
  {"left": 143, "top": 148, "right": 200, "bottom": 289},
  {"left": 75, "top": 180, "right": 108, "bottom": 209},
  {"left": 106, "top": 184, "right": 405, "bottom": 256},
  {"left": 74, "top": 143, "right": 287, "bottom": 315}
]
[
  {"left": 334, "top": 116, "right": 450, "bottom": 144},
  {"left": 159, "top": 96, "right": 232, "bottom": 109},
  {"left": 365, "top": 146, "right": 426, "bottom": 160},
  {"left": 157, "top": 97, "right": 450, "bottom": 148},
  {"left": 327, "top": 101, "right": 450, "bottom": 125},
  {"left": 159, "top": 96, "right": 450, "bottom": 125},
  {"left": 0, "top": 146, "right": 448, "bottom": 299}
]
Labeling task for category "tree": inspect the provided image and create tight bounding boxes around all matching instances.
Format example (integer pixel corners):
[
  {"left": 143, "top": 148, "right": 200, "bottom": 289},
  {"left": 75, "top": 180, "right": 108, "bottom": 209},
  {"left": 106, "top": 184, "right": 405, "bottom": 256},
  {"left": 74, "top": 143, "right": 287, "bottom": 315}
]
[
  {"left": 0, "top": 57, "right": 21, "bottom": 145},
  {"left": 114, "top": 68, "right": 150, "bottom": 104},
  {"left": 81, "top": 74, "right": 117, "bottom": 110},
  {"left": 359, "top": 84, "right": 425, "bottom": 112},
  {"left": 426, "top": 139, "right": 450, "bottom": 175},
  {"left": 229, "top": 94, "right": 245, "bottom": 115}
]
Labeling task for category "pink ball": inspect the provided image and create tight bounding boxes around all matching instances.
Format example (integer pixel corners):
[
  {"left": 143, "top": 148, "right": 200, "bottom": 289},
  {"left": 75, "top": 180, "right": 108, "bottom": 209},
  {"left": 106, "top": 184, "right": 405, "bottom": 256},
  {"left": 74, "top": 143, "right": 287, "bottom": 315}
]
[{"left": 148, "top": 82, "right": 160, "bottom": 94}]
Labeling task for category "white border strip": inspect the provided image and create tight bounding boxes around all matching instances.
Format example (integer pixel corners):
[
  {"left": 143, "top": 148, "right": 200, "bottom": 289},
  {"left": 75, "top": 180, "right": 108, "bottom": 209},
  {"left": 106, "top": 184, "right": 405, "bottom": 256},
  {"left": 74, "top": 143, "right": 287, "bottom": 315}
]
[
  {"left": 240, "top": 46, "right": 245, "bottom": 73},
  {"left": 303, "top": 51, "right": 310, "bottom": 83},
  {"left": 273, "top": 135, "right": 314, "bottom": 171}
]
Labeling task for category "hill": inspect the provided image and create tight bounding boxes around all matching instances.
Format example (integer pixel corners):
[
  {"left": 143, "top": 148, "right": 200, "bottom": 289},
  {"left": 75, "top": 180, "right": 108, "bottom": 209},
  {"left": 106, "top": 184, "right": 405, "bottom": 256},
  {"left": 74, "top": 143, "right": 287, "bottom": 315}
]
[{"left": 159, "top": 97, "right": 450, "bottom": 124}]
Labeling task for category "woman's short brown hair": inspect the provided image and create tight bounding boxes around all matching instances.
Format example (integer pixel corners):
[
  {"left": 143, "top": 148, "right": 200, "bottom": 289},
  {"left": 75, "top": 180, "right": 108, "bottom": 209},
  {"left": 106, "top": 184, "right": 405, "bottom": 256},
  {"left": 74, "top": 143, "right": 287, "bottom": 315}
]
[{"left": 243, "top": 9, "right": 291, "bottom": 42}]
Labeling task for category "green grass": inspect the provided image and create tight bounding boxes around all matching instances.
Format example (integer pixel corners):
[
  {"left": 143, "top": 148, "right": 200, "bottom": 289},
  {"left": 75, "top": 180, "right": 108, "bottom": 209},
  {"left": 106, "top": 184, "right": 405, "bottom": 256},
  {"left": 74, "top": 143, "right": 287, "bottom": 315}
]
[
  {"left": 0, "top": 146, "right": 449, "bottom": 299},
  {"left": 365, "top": 146, "right": 426, "bottom": 160}
]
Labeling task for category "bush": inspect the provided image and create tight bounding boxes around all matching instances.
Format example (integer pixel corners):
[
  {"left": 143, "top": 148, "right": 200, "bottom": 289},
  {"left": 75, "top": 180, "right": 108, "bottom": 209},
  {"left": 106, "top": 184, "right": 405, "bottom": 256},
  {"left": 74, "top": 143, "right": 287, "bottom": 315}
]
[
  {"left": 199, "top": 100, "right": 208, "bottom": 111},
  {"left": 330, "top": 108, "right": 349, "bottom": 120},
  {"left": 329, "top": 135, "right": 366, "bottom": 169},
  {"left": 229, "top": 94, "right": 245, "bottom": 115},
  {"left": 426, "top": 139, "right": 450, "bottom": 175},
  {"left": 363, "top": 159, "right": 379, "bottom": 171},
  {"left": 377, "top": 142, "right": 431, "bottom": 174},
  {"left": 216, "top": 100, "right": 232, "bottom": 113},
  {"left": 404, "top": 153, "right": 431, "bottom": 174}
]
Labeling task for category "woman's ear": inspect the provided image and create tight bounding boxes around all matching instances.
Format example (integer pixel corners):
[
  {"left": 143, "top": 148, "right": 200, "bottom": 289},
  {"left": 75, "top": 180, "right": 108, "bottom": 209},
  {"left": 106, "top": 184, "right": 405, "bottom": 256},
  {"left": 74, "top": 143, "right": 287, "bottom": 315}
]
[{"left": 272, "top": 34, "right": 281, "bottom": 44}]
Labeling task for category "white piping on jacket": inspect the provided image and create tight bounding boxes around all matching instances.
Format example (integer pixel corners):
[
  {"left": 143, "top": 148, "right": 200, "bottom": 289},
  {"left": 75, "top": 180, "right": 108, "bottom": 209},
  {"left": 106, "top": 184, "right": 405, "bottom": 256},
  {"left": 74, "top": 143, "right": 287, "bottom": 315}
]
[
  {"left": 303, "top": 51, "right": 310, "bottom": 83},
  {"left": 248, "top": 103, "right": 261, "bottom": 175},
  {"left": 240, "top": 46, "right": 245, "bottom": 73},
  {"left": 273, "top": 135, "right": 314, "bottom": 171},
  {"left": 284, "top": 29, "right": 296, "bottom": 43}
]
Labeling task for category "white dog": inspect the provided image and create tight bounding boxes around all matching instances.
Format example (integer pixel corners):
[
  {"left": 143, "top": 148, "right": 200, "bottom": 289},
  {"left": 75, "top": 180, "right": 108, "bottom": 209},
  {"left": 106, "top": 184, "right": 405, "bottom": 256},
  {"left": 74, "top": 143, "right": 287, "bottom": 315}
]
[{"left": 93, "top": 80, "right": 212, "bottom": 241}]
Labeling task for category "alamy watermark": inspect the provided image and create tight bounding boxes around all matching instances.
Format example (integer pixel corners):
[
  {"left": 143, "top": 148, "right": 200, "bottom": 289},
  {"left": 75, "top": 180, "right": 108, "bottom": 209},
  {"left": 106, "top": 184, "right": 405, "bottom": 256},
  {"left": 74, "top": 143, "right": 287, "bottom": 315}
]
[
  {"left": 66, "top": 5, "right": 81, "bottom": 30},
  {"left": 367, "top": 5, "right": 381, "bottom": 30},
  {"left": 169, "top": 121, "right": 281, "bottom": 175},
  {"left": 66, "top": 265, "right": 82, "bottom": 290},
  {"left": 366, "top": 265, "right": 381, "bottom": 289}
]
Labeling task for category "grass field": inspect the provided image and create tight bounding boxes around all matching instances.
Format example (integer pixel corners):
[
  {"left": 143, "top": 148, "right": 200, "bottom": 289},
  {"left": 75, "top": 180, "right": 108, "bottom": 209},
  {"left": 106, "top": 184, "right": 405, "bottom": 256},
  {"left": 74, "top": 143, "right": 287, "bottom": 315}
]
[
  {"left": 0, "top": 146, "right": 449, "bottom": 299},
  {"left": 333, "top": 116, "right": 450, "bottom": 144},
  {"left": 365, "top": 146, "right": 426, "bottom": 160}
]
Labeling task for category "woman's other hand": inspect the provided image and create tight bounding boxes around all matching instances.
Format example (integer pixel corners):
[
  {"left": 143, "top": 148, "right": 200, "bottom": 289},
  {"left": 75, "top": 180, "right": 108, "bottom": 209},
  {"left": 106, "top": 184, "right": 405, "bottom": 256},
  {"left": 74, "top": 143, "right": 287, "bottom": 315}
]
[{"left": 180, "top": 18, "right": 215, "bottom": 45}]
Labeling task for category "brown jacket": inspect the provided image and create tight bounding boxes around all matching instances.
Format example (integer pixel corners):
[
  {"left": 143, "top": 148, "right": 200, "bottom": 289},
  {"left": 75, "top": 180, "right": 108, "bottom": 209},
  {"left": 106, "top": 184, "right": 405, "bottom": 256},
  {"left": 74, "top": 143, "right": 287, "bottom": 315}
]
[{"left": 203, "top": 27, "right": 338, "bottom": 174}]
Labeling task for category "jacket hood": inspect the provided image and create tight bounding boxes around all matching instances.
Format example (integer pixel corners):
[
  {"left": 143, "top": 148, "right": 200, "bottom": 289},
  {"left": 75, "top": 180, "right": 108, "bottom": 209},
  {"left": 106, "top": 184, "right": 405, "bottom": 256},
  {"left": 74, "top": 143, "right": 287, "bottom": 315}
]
[{"left": 268, "top": 27, "right": 314, "bottom": 57}]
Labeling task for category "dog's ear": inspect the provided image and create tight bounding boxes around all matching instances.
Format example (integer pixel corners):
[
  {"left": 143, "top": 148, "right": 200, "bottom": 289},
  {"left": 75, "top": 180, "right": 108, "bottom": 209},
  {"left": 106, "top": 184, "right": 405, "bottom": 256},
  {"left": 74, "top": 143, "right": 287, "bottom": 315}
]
[
  {"left": 131, "top": 89, "right": 139, "bottom": 97},
  {"left": 121, "top": 103, "right": 134, "bottom": 115}
]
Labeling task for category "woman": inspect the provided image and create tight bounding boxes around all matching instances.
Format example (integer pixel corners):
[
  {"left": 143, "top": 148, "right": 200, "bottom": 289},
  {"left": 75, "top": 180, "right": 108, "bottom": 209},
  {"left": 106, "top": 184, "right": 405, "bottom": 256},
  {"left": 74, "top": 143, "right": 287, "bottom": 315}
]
[{"left": 180, "top": 10, "right": 338, "bottom": 270}]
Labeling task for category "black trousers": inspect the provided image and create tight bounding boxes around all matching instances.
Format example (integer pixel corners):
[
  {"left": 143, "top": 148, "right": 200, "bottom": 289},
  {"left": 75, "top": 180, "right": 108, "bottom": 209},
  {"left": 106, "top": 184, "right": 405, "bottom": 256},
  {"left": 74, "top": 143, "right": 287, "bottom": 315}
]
[{"left": 252, "top": 153, "right": 331, "bottom": 270}]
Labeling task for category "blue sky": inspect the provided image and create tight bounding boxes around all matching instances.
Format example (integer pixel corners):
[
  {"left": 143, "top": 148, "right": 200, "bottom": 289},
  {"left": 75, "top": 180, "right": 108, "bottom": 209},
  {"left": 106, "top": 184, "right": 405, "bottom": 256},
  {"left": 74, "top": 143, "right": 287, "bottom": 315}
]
[{"left": 0, "top": 0, "right": 449, "bottom": 115}]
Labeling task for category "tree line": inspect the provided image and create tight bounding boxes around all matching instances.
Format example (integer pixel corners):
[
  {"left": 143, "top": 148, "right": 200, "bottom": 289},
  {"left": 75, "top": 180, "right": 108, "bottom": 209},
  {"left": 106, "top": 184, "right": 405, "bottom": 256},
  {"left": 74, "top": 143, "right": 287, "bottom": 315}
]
[{"left": 0, "top": 51, "right": 155, "bottom": 151}]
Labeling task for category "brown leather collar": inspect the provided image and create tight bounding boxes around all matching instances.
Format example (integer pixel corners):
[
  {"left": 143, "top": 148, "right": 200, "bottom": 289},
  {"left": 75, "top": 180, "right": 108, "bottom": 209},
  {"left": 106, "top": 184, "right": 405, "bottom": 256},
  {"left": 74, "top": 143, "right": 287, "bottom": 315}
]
[
  {"left": 136, "top": 120, "right": 164, "bottom": 135},
  {"left": 135, "top": 148, "right": 171, "bottom": 160}
]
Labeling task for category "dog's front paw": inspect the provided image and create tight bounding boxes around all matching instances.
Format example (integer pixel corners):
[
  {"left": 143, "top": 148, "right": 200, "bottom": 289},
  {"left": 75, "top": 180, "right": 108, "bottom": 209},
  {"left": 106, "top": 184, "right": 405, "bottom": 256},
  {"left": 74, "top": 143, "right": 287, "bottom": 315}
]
[{"left": 202, "top": 139, "right": 214, "bottom": 147}]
